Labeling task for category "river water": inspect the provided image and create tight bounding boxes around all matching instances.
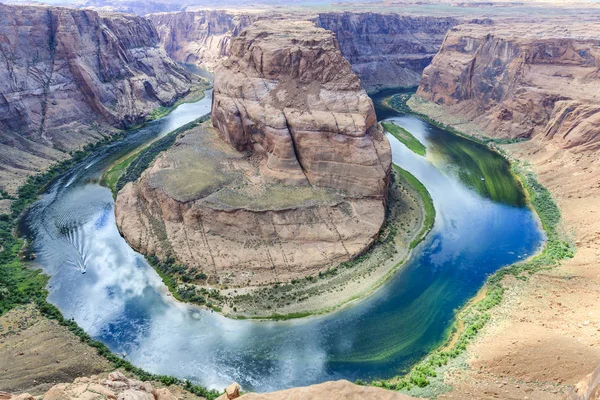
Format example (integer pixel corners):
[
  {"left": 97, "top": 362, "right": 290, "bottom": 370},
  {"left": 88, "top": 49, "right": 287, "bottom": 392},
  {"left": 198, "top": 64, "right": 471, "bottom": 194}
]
[{"left": 23, "top": 90, "right": 543, "bottom": 392}]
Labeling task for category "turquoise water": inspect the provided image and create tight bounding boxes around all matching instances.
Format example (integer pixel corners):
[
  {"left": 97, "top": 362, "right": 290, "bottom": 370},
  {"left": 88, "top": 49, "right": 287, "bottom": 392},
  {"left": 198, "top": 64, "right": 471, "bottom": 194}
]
[{"left": 23, "top": 90, "right": 543, "bottom": 392}]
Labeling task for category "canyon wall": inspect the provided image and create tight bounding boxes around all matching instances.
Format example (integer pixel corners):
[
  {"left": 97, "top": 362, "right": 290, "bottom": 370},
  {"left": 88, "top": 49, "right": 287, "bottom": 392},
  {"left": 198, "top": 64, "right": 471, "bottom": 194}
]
[
  {"left": 115, "top": 21, "right": 391, "bottom": 288},
  {"left": 148, "top": 11, "right": 253, "bottom": 72},
  {"left": 0, "top": 4, "right": 197, "bottom": 198},
  {"left": 316, "top": 12, "right": 459, "bottom": 92},
  {"left": 149, "top": 11, "right": 458, "bottom": 92},
  {"left": 415, "top": 22, "right": 600, "bottom": 150}
]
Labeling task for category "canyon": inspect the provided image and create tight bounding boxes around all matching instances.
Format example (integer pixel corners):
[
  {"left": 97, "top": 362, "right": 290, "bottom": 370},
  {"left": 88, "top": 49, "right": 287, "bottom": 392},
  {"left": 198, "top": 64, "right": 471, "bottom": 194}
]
[
  {"left": 148, "top": 10, "right": 459, "bottom": 92},
  {"left": 409, "top": 20, "right": 600, "bottom": 400},
  {"left": 2, "top": 1, "right": 600, "bottom": 400},
  {"left": 0, "top": 4, "right": 201, "bottom": 209}
]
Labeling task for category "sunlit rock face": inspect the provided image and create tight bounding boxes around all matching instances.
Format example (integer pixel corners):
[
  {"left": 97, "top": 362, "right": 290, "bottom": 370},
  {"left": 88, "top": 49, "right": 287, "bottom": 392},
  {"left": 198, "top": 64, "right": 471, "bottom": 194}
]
[
  {"left": 316, "top": 12, "right": 459, "bottom": 92},
  {"left": 416, "top": 22, "right": 600, "bottom": 151},
  {"left": 115, "top": 21, "right": 391, "bottom": 287},
  {"left": 0, "top": 4, "right": 197, "bottom": 195},
  {"left": 211, "top": 20, "right": 391, "bottom": 197}
]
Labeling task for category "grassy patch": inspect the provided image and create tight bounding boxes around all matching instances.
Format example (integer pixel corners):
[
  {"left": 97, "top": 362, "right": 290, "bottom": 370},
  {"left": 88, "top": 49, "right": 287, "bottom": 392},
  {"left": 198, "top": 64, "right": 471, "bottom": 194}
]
[
  {"left": 103, "top": 114, "right": 211, "bottom": 195},
  {"left": 393, "top": 165, "right": 435, "bottom": 249},
  {"left": 382, "top": 121, "right": 426, "bottom": 156}
]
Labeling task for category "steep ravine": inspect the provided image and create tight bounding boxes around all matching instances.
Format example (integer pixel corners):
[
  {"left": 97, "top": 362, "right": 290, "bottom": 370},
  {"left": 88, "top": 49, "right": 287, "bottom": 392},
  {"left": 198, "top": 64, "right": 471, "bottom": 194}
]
[
  {"left": 148, "top": 10, "right": 459, "bottom": 92},
  {"left": 0, "top": 4, "right": 199, "bottom": 204}
]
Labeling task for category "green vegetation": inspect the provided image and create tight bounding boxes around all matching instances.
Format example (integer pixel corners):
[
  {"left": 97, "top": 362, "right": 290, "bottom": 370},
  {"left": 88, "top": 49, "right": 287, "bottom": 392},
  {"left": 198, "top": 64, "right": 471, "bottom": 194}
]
[
  {"left": 0, "top": 106, "right": 220, "bottom": 399},
  {"left": 382, "top": 122, "right": 426, "bottom": 156},
  {"left": 369, "top": 94, "right": 575, "bottom": 394},
  {"left": 393, "top": 165, "right": 435, "bottom": 249},
  {"left": 147, "top": 88, "right": 207, "bottom": 122},
  {"left": 104, "top": 114, "right": 211, "bottom": 195}
]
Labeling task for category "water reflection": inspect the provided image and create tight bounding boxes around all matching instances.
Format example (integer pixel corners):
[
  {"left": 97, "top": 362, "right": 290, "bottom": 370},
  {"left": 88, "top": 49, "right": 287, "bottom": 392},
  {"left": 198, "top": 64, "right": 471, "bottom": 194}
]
[{"left": 25, "top": 91, "right": 543, "bottom": 392}]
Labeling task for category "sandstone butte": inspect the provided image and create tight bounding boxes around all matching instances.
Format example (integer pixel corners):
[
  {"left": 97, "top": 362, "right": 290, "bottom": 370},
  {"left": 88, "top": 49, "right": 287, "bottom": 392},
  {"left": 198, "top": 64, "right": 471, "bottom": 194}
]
[
  {"left": 114, "top": 20, "right": 392, "bottom": 288},
  {"left": 0, "top": 4, "right": 198, "bottom": 204}
]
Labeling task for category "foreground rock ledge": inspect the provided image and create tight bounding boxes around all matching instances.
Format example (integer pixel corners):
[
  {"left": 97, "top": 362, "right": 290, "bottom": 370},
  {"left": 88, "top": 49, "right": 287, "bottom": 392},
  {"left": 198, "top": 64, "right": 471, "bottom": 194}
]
[{"left": 115, "top": 20, "right": 391, "bottom": 289}]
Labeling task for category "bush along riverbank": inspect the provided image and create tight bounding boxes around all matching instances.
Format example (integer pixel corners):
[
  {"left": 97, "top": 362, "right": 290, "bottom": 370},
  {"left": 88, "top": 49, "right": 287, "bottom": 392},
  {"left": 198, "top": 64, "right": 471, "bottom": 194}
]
[
  {"left": 143, "top": 164, "right": 436, "bottom": 321},
  {"left": 369, "top": 95, "right": 575, "bottom": 394},
  {"left": 0, "top": 116, "right": 221, "bottom": 399}
]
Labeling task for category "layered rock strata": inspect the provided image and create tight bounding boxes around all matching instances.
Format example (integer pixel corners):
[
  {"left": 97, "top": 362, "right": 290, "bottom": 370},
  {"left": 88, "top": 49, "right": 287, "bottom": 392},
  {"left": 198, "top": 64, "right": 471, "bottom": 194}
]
[
  {"left": 0, "top": 4, "right": 198, "bottom": 197},
  {"left": 115, "top": 21, "right": 391, "bottom": 287},
  {"left": 416, "top": 22, "right": 600, "bottom": 150},
  {"left": 316, "top": 12, "right": 459, "bottom": 92},
  {"left": 148, "top": 11, "right": 253, "bottom": 72}
]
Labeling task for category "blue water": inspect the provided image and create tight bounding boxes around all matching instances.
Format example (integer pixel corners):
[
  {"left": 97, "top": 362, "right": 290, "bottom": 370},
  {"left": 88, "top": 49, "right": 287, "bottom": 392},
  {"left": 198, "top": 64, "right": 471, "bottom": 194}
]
[{"left": 24, "top": 90, "right": 543, "bottom": 392}]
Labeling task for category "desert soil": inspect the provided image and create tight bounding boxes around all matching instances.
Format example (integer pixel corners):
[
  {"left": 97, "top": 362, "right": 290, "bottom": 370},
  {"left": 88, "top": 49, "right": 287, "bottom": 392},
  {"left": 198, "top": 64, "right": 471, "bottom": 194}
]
[
  {"left": 409, "top": 107, "right": 600, "bottom": 399},
  {"left": 0, "top": 305, "right": 112, "bottom": 395}
]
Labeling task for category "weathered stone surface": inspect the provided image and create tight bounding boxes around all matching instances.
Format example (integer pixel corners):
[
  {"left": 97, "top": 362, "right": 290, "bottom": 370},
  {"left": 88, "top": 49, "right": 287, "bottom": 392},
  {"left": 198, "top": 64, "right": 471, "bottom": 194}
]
[
  {"left": 316, "top": 12, "right": 459, "bottom": 92},
  {"left": 148, "top": 11, "right": 253, "bottom": 72},
  {"left": 6, "top": 372, "right": 192, "bottom": 400},
  {"left": 0, "top": 4, "right": 197, "bottom": 195},
  {"left": 416, "top": 22, "right": 600, "bottom": 150},
  {"left": 211, "top": 20, "right": 391, "bottom": 197},
  {"left": 115, "top": 21, "right": 391, "bottom": 288}
]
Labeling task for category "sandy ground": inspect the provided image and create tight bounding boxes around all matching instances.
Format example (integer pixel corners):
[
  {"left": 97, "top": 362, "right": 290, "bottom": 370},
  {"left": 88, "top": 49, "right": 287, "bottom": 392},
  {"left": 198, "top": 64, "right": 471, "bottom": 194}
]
[
  {"left": 0, "top": 305, "right": 112, "bottom": 395},
  {"left": 433, "top": 138, "right": 600, "bottom": 398}
]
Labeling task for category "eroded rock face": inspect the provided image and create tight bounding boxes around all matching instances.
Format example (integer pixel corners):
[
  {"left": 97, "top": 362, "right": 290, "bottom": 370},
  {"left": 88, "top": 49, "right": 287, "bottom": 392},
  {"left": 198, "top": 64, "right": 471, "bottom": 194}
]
[
  {"left": 0, "top": 4, "right": 197, "bottom": 196},
  {"left": 316, "top": 12, "right": 459, "bottom": 92},
  {"left": 5, "top": 371, "right": 190, "bottom": 400},
  {"left": 211, "top": 20, "right": 391, "bottom": 197},
  {"left": 115, "top": 21, "right": 391, "bottom": 288},
  {"left": 416, "top": 22, "right": 600, "bottom": 150},
  {"left": 148, "top": 11, "right": 253, "bottom": 72}
]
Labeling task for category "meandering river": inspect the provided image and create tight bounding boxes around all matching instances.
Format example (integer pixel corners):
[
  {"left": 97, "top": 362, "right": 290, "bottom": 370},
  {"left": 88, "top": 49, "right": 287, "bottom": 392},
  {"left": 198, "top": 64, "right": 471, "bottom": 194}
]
[{"left": 22, "top": 90, "right": 543, "bottom": 392}]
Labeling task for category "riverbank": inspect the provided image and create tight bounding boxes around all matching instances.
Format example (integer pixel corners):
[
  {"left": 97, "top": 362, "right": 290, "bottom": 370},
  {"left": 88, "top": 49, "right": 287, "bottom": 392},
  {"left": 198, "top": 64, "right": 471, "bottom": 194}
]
[
  {"left": 377, "top": 94, "right": 589, "bottom": 399},
  {"left": 215, "top": 164, "right": 435, "bottom": 320},
  {"left": 0, "top": 90, "right": 221, "bottom": 398}
]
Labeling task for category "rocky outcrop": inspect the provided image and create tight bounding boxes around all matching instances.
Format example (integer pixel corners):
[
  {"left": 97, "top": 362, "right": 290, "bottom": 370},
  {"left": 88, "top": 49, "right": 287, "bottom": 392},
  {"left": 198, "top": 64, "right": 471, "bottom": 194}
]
[
  {"left": 3, "top": 376, "right": 423, "bottom": 400},
  {"left": 211, "top": 20, "right": 390, "bottom": 196},
  {"left": 3, "top": 371, "right": 197, "bottom": 400},
  {"left": 316, "top": 12, "right": 459, "bottom": 92},
  {"left": 0, "top": 4, "right": 198, "bottom": 196},
  {"left": 416, "top": 22, "right": 600, "bottom": 150},
  {"left": 148, "top": 11, "right": 253, "bottom": 72},
  {"left": 115, "top": 21, "right": 391, "bottom": 289}
]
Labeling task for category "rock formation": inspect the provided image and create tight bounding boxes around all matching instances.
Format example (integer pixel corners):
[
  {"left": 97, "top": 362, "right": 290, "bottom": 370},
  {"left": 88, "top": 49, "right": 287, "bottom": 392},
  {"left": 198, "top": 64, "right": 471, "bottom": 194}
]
[
  {"left": 416, "top": 22, "right": 600, "bottom": 151},
  {"left": 211, "top": 20, "right": 390, "bottom": 196},
  {"left": 149, "top": 11, "right": 458, "bottom": 93},
  {"left": 316, "top": 12, "right": 459, "bottom": 92},
  {"left": 115, "top": 21, "right": 391, "bottom": 288},
  {"left": 148, "top": 11, "right": 253, "bottom": 72},
  {"left": 0, "top": 4, "right": 198, "bottom": 198},
  {"left": 2, "top": 371, "right": 194, "bottom": 400},
  {"left": 2, "top": 375, "right": 423, "bottom": 400}
]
